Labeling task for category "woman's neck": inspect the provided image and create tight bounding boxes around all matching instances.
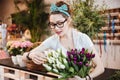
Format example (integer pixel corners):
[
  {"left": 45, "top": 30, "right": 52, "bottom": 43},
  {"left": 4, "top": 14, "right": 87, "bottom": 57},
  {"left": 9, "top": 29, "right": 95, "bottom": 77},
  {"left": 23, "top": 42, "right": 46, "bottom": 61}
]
[
  {"left": 60, "top": 28, "right": 73, "bottom": 40},
  {"left": 59, "top": 28, "right": 75, "bottom": 50}
]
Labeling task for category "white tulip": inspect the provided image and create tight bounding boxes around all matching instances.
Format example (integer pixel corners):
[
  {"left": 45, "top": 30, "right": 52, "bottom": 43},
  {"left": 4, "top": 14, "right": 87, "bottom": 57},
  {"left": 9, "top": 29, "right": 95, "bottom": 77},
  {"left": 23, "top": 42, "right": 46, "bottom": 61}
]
[
  {"left": 57, "top": 48, "right": 67, "bottom": 58},
  {"left": 47, "top": 58, "right": 53, "bottom": 64},
  {"left": 63, "top": 58, "right": 68, "bottom": 64},
  {"left": 61, "top": 50, "right": 67, "bottom": 58},
  {"left": 56, "top": 61, "right": 62, "bottom": 69},
  {"left": 56, "top": 59, "right": 61, "bottom": 65},
  {"left": 42, "top": 64, "right": 52, "bottom": 71},
  {"left": 59, "top": 64, "right": 65, "bottom": 69},
  {"left": 49, "top": 57, "right": 56, "bottom": 63},
  {"left": 56, "top": 48, "right": 61, "bottom": 53},
  {"left": 53, "top": 64, "right": 57, "bottom": 68},
  {"left": 53, "top": 68, "right": 59, "bottom": 73}
]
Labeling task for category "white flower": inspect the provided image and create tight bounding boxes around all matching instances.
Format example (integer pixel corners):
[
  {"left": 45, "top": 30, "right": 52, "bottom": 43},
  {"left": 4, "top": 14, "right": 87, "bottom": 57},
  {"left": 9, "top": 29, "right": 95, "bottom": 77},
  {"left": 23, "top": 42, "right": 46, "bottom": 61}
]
[
  {"left": 53, "top": 68, "right": 59, "bottom": 73},
  {"left": 57, "top": 48, "right": 61, "bottom": 53},
  {"left": 47, "top": 57, "right": 53, "bottom": 64},
  {"left": 51, "top": 50, "right": 59, "bottom": 58},
  {"left": 42, "top": 64, "right": 52, "bottom": 71},
  {"left": 53, "top": 64, "right": 57, "bottom": 68},
  {"left": 59, "top": 64, "right": 65, "bottom": 69},
  {"left": 49, "top": 57, "right": 56, "bottom": 63},
  {"left": 63, "top": 58, "right": 67, "bottom": 64},
  {"left": 57, "top": 49, "right": 67, "bottom": 58},
  {"left": 61, "top": 50, "right": 67, "bottom": 58},
  {"left": 56, "top": 59, "right": 61, "bottom": 65}
]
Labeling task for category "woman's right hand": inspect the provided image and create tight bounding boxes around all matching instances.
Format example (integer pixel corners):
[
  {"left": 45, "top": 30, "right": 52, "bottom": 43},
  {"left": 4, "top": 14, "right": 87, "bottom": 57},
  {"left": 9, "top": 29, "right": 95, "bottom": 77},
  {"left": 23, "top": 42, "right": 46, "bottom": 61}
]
[{"left": 29, "top": 52, "right": 47, "bottom": 65}]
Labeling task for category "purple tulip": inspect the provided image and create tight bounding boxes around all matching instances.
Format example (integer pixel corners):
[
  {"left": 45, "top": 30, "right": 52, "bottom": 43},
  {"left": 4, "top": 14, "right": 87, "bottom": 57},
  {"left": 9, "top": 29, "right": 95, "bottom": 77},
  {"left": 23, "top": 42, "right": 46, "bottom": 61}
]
[
  {"left": 79, "top": 62, "right": 83, "bottom": 66},
  {"left": 82, "top": 48, "right": 85, "bottom": 51},
  {"left": 67, "top": 51, "right": 71, "bottom": 55},
  {"left": 86, "top": 53, "right": 91, "bottom": 58},
  {"left": 74, "top": 61, "right": 77, "bottom": 64},
  {"left": 71, "top": 50, "right": 75, "bottom": 54},
  {"left": 81, "top": 48, "right": 85, "bottom": 54},
  {"left": 75, "top": 49, "right": 77, "bottom": 51},
  {"left": 71, "top": 49, "right": 74, "bottom": 51},
  {"left": 67, "top": 58, "right": 71, "bottom": 62},
  {"left": 73, "top": 57, "right": 77, "bottom": 61},
  {"left": 80, "top": 57, "right": 83, "bottom": 61},
  {"left": 91, "top": 54, "right": 95, "bottom": 58},
  {"left": 85, "top": 63, "right": 89, "bottom": 67}
]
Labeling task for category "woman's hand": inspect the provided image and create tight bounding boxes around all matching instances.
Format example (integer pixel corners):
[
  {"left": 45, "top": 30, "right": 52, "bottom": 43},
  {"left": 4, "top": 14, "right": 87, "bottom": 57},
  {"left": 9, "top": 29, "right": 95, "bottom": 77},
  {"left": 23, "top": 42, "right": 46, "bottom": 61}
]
[{"left": 29, "top": 52, "right": 47, "bottom": 65}]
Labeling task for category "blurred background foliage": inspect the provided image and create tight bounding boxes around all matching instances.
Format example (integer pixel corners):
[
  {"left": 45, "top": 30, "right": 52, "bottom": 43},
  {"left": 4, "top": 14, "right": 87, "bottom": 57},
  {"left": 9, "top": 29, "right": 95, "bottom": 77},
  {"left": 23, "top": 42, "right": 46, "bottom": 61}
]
[
  {"left": 72, "top": 0, "right": 106, "bottom": 39},
  {"left": 12, "top": 0, "right": 49, "bottom": 42}
]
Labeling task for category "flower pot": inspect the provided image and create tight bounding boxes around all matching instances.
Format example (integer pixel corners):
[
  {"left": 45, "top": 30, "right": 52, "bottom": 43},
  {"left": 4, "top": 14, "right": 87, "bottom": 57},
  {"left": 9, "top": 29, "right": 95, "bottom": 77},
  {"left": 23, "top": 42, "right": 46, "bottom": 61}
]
[
  {"left": 11, "top": 56, "right": 18, "bottom": 65},
  {"left": 16, "top": 55, "right": 26, "bottom": 67}
]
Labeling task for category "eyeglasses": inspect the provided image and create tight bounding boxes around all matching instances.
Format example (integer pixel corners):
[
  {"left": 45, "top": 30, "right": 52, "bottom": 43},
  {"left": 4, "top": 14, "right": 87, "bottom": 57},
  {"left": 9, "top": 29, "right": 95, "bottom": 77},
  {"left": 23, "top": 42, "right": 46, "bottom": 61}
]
[{"left": 48, "top": 19, "right": 67, "bottom": 29}]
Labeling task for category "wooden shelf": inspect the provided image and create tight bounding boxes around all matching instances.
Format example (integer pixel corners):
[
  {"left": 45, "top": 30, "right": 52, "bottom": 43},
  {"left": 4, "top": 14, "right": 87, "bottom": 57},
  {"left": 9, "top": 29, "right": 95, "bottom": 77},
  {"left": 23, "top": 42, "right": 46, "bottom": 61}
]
[
  {"left": 104, "top": 12, "right": 119, "bottom": 17},
  {"left": 96, "top": 8, "right": 120, "bottom": 42},
  {"left": 93, "top": 39, "right": 120, "bottom": 45},
  {"left": 101, "top": 26, "right": 120, "bottom": 31}
]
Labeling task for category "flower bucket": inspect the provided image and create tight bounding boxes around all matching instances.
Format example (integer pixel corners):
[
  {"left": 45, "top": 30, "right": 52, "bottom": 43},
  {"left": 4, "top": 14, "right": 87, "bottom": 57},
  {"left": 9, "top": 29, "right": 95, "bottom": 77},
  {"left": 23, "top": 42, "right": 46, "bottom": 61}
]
[
  {"left": 16, "top": 55, "right": 26, "bottom": 67},
  {"left": 11, "top": 56, "right": 18, "bottom": 65}
]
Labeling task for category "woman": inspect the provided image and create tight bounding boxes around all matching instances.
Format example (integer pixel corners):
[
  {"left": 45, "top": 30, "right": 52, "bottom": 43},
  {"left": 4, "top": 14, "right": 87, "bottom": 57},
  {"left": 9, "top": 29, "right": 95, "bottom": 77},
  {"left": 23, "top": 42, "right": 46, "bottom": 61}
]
[{"left": 23, "top": 1, "right": 104, "bottom": 80}]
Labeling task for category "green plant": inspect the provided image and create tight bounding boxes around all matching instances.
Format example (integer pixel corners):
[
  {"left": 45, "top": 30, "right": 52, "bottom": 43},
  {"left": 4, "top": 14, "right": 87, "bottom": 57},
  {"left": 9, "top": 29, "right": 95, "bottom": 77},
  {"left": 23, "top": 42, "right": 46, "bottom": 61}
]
[
  {"left": 72, "top": 0, "right": 105, "bottom": 39},
  {"left": 12, "top": 0, "right": 49, "bottom": 42}
]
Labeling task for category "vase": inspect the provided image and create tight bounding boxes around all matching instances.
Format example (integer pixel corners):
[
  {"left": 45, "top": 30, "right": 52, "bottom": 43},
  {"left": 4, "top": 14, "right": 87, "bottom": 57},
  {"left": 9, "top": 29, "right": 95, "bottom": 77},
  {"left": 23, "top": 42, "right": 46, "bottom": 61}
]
[
  {"left": 16, "top": 55, "right": 26, "bottom": 67},
  {"left": 11, "top": 56, "right": 18, "bottom": 65}
]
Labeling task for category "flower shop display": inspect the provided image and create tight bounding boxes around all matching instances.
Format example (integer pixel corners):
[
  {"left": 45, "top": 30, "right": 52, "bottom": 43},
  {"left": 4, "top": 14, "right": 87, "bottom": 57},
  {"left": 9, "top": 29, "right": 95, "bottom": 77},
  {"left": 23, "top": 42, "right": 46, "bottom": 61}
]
[
  {"left": 43, "top": 48, "right": 95, "bottom": 80},
  {"left": 7, "top": 41, "right": 33, "bottom": 66},
  {"left": 7, "top": 41, "right": 33, "bottom": 56}
]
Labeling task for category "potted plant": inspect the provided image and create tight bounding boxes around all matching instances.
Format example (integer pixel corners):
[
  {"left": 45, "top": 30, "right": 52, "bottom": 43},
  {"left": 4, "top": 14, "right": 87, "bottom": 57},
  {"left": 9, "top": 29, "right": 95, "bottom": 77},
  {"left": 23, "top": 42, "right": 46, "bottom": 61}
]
[
  {"left": 12, "top": 0, "right": 50, "bottom": 42},
  {"left": 7, "top": 41, "right": 33, "bottom": 66},
  {"left": 72, "top": 0, "right": 105, "bottom": 39}
]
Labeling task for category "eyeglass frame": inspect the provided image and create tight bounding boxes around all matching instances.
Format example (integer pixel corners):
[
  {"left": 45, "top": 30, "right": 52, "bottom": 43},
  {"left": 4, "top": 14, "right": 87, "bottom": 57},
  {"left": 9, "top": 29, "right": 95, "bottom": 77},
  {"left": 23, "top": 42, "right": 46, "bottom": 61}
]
[{"left": 48, "top": 18, "right": 67, "bottom": 29}]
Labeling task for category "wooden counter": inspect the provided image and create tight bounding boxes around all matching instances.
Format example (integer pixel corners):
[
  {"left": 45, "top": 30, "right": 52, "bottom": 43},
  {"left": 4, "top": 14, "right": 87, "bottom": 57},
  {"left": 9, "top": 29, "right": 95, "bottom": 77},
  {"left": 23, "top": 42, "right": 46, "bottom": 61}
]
[
  {"left": 0, "top": 58, "right": 119, "bottom": 80},
  {"left": 0, "top": 58, "right": 57, "bottom": 80}
]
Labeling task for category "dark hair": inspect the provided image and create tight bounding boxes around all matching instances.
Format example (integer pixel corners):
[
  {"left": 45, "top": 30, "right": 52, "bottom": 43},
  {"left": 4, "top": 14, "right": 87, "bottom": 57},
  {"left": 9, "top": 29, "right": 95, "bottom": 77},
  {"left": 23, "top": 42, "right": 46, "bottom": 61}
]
[{"left": 50, "top": 1, "right": 71, "bottom": 18}]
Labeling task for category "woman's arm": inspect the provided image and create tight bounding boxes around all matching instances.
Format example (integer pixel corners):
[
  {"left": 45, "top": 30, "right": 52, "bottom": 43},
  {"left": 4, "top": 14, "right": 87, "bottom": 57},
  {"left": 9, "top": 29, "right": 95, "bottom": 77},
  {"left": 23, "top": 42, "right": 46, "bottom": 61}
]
[
  {"left": 88, "top": 46, "right": 105, "bottom": 79},
  {"left": 22, "top": 45, "right": 48, "bottom": 64}
]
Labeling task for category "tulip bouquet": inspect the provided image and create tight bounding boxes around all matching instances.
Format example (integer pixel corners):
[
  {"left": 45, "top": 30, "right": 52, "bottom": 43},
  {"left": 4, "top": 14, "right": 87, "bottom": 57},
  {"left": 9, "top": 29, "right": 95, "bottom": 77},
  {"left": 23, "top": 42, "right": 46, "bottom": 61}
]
[
  {"left": 7, "top": 41, "right": 33, "bottom": 56},
  {"left": 43, "top": 48, "right": 95, "bottom": 80}
]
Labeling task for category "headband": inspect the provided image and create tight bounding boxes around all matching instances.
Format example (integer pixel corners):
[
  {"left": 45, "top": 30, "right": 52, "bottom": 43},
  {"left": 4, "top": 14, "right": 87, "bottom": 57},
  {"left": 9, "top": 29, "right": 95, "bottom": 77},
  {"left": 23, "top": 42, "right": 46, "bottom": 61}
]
[{"left": 50, "top": 4, "right": 70, "bottom": 17}]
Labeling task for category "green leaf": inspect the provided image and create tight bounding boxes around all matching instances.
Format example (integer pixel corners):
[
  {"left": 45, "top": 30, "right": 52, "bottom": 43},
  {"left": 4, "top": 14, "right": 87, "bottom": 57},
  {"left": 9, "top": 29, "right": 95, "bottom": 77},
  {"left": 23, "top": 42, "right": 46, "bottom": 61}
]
[
  {"left": 78, "top": 68, "right": 84, "bottom": 78},
  {"left": 78, "top": 65, "right": 89, "bottom": 78},
  {"left": 69, "top": 67, "right": 74, "bottom": 73},
  {"left": 83, "top": 55, "right": 86, "bottom": 62},
  {"left": 71, "top": 61, "right": 79, "bottom": 72}
]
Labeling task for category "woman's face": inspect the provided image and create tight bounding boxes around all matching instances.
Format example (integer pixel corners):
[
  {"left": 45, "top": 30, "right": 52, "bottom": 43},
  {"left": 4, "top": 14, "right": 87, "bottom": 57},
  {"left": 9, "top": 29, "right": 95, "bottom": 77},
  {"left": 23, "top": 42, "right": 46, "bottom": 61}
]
[{"left": 49, "top": 14, "right": 70, "bottom": 37}]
